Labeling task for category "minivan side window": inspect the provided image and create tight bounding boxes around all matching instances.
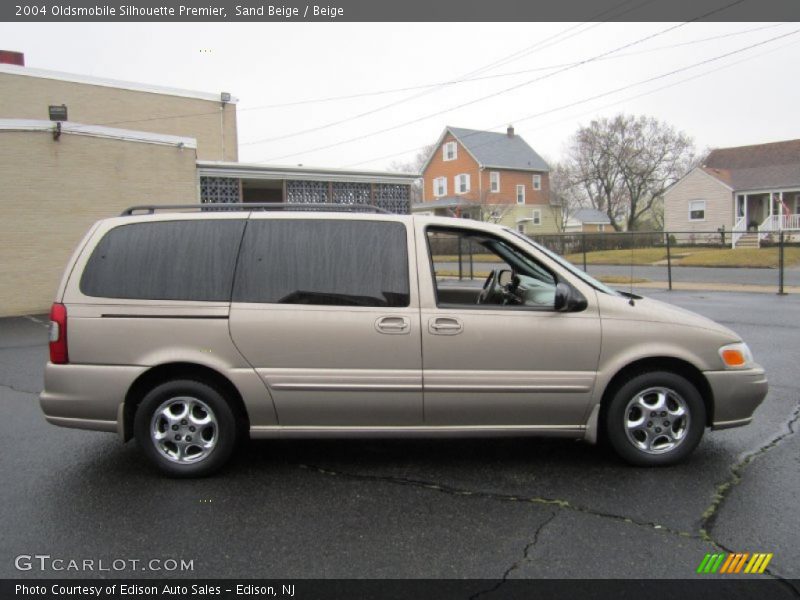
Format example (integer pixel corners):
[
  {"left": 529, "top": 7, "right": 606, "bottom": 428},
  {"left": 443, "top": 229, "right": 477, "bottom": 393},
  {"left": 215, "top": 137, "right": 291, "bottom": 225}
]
[
  {"left": 426, "top": 227, "right": 557, "bottom": 309},
  {"left": 233, "top": 220, "right": 410, "bottom": 307},
  {"left": 80, "top": 220, "right": 246, "bottom": 301}
]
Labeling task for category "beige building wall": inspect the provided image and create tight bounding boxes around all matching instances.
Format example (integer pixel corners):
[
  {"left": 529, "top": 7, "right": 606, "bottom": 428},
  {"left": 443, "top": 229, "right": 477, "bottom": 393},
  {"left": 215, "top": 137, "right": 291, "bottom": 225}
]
[
  {"left": 497, "top": 204, "right": 561, "bottom": 235},
  {"left": 664, "top": 168, "right": 733, "bottom": 234},
  {"left": 0, "top": 129, "right": 199, "bottom": 316},
  {"left": 0, "top": 70, "right": 237, "bottom": 161}
]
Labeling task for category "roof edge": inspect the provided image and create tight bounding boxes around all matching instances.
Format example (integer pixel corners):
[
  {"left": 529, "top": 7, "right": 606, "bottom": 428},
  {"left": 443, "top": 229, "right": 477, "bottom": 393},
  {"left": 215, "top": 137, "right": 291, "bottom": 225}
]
[
  {"left": 0, "top": 63, "right": 238, "bottom": 104},
  {"left": 0, "top": 118, "right": 197, "bottom": 148}
]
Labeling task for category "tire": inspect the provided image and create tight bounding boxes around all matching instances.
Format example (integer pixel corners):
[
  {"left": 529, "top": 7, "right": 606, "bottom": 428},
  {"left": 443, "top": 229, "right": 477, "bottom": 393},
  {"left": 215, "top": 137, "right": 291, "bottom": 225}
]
[
  {"left": 134, "top": 379, "right": 238, "bottom": 477},
  {"left": 604, "top": 371, "right": 706, "bottom": 467}
]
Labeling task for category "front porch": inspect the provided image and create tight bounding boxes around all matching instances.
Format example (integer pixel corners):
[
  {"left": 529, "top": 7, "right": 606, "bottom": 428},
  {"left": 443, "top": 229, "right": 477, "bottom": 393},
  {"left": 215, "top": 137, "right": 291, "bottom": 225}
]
[{"left": 732, "top": 189, "right": 800, "bottom": 248}]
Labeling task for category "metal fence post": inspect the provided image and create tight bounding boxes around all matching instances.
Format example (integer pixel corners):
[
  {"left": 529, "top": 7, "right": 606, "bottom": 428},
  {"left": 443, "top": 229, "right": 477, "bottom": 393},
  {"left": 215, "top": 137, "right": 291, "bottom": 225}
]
[
  {"left": 469, "top": 241, "right": 474, "bottom": 280},
  {"left": 778, "top": 231, "right": 786, "bottom": 295},
  {"left": 582, "top": 233, "right": 587, "bottom": 272},
  {"left": 666, "top": 232, "right": 673, "bottom": 291},
  {"left": 458, "top": 236, "right": 463, "bottom": 281}
]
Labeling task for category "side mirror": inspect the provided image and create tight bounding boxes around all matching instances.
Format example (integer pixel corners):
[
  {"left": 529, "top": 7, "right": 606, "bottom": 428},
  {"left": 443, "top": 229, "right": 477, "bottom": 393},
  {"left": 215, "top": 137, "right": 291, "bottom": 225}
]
[
  {"left": 554, "top": 282, "right": 588, "bottom": 312},
  {"left": 498, "top": 269, "right": 513, "bottom": 287}
]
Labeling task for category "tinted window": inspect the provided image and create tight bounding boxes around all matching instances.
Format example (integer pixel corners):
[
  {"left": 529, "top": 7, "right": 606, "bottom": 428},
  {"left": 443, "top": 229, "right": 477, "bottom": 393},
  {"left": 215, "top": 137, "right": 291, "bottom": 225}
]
[
  {"left": 233, "top": 220, "right": 409, "bottom": 307},
  {"left": 80, "top": 220, "right": 246, "bottom": 301}
]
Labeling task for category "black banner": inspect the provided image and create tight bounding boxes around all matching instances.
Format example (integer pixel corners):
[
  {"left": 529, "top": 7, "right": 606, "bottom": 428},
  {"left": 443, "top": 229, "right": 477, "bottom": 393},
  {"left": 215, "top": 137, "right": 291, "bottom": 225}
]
[
  {"left": 3, "top": 0, "right": 800, "bottom": 22},
  {"left": 4, "top": 579, "right": 800, "bottom": 600}
]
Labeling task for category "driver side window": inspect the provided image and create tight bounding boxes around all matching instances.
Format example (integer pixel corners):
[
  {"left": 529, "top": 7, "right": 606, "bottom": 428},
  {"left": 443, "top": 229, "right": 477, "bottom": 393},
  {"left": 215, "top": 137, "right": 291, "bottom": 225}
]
[{"left": 426, "top": 227, "right": 557, "bottom": 309}]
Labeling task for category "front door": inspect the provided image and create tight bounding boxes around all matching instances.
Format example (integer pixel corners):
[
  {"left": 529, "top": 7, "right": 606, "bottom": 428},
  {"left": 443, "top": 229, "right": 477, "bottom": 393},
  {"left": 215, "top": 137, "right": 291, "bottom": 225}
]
[
  {"left": 417, "top": 223, "right": 601, "bottom": 429},
  {"left": 229, "top": 216, "right": 422, "bottom": 427}
]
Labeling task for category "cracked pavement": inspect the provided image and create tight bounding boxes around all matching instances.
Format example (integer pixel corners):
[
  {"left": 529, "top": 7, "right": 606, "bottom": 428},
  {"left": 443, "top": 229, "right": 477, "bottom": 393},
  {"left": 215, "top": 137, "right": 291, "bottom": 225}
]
[{"left": 0, "top": 291, "right": 798, "bottom": 583}]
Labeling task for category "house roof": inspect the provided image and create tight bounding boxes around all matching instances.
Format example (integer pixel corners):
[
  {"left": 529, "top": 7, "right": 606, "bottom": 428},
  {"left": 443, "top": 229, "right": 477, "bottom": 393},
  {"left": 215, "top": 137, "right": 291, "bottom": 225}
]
[
  {"left": 422, "top": 126, "right": 550, "bottom": 173},
  {"left": 701, "top": 139, "right": 800, "bottom": 191},
  {"left": 570, "top": 208, "right": 611, "bottom": 224},
  {"left": 449, "top": 126, "right": 550, "bottom": 171}
]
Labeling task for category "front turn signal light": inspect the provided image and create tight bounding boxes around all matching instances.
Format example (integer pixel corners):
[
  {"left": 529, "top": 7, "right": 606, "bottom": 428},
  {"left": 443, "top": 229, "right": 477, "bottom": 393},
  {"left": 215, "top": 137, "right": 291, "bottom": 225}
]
[{"left": 719, "top": 342, "right": 753, "bottom": 369}]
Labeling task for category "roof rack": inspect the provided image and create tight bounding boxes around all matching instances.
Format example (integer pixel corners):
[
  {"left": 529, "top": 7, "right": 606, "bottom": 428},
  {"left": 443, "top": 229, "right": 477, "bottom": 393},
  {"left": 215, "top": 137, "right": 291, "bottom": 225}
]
[{"left": 120, "top": 202, "right": 394, "bottom": 216}]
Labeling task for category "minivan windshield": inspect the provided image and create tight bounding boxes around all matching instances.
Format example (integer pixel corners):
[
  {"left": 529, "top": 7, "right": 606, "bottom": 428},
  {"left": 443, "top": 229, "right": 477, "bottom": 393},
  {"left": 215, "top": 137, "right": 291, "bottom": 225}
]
[{"left": 504, "top": 228, "right": 621, "bottom": 297}]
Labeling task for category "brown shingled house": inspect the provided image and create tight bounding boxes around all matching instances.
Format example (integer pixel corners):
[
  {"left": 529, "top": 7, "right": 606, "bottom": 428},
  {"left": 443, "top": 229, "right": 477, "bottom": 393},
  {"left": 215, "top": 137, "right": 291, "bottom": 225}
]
[{"left": 664, "top": 139, "right": 800, "bottom": 247}]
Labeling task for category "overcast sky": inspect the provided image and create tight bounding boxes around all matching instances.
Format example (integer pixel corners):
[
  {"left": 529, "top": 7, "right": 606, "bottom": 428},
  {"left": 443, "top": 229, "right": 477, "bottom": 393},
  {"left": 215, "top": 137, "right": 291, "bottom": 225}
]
[{"left": 2, "top": 21, "right": 799, "bottom": 170}]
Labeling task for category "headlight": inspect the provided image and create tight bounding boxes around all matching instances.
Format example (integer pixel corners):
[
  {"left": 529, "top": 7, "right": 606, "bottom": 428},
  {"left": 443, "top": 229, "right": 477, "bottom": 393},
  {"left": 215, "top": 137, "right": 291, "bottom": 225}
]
[{"left": 719, "top": 342, "right": 754, "bottom": 369}]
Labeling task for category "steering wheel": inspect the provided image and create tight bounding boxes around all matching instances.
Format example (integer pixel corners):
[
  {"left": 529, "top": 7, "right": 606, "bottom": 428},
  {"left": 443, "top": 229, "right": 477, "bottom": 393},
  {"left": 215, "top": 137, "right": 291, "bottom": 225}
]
[{"left": 476, "top": 269, "right": 498, "bottom": 304}]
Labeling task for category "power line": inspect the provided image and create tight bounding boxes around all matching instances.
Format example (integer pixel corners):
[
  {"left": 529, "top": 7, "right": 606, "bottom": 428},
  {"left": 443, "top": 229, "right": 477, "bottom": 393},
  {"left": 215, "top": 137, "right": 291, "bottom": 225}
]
[
  {"left": 258, "top": 0, "right": 748, "bottom": 163},
  {"left": 238, "top": 18, "right": 619, "bottom": 146},
  {"left": 340, "top": 28, "right": 799, "bottom": 170},
  {"left": 241, "top": 20, "right": 785, "bottom": 146},
  {"left": 248, "top": 22, "right": 786, "bottom": 111}
]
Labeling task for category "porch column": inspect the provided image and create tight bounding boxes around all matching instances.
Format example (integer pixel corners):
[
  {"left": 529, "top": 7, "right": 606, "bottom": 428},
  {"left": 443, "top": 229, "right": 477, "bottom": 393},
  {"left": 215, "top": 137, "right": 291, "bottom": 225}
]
[
  {"left": 769, "top": 193, "right": 774, "bottom": 219},
  {"left": 744, "top": 194, "right": 748, "bottom": 227},
  {"left": 779, "top": 191, "right": 784, "bottom": 230}
]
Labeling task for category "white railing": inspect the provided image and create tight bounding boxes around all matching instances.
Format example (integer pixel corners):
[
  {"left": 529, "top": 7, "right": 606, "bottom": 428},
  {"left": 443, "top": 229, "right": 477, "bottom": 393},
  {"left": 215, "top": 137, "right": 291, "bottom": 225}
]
[
  {"left": 759, "top": 214, "right": 800, "bottom": 239},
  {"left": 732, "top": 216, "right": 747, "bottom": 248}
]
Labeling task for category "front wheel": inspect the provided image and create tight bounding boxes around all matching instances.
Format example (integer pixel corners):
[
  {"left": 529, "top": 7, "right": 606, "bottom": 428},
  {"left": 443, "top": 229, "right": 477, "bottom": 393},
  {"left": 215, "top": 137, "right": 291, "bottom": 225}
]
[
  {"left": 605, "top": 371, "right": 706, "bottom": 466},
  {"left": 134, "top": 379, "right": 238, "bottom": 477}
]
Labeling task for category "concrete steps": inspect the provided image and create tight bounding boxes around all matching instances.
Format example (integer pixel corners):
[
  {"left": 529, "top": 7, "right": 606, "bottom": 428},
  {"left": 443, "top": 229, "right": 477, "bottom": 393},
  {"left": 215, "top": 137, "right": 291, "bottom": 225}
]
[{"left": 735, "top": 233, "right": 760, "bottom": 248}]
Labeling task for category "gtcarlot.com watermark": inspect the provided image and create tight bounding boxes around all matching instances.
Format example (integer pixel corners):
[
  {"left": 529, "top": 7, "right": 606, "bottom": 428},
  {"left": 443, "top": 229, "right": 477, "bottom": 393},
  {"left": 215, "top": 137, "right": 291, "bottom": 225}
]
[{"left": 14, "top": 554, "right": 194, "bottom": 573}]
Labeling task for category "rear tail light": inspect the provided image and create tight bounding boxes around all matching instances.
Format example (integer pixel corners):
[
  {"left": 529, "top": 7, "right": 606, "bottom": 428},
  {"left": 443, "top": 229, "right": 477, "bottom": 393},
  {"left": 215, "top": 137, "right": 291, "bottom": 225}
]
[{"left": 49, "top": 302, "right": 69, "bottom": 364}]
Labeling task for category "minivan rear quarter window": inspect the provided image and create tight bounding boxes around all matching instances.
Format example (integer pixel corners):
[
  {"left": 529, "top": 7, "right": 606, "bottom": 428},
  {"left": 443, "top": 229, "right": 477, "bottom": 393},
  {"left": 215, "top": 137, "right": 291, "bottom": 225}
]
[
  {"left": 80, "top": 220, "right": 246, "bottom": 301},
  {"left": 233, "top": 219, "right": 409, "bottom": 307}
]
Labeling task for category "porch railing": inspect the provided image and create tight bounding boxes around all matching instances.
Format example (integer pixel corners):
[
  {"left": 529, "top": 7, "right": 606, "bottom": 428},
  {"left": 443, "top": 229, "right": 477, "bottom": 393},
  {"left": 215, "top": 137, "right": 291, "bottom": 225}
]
[
  {"left": 759, "top": 214, "right": 800, "bottom": 238},
  {"left": 732, "top": 216, "right": 747, "bottom": 248}
]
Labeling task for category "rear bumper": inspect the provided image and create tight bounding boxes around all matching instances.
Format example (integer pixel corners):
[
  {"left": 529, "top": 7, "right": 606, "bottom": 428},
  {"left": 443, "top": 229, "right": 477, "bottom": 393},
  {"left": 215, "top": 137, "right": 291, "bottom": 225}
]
[
  {"left": 705, "top": 365, "right": 768, "bottom": 429},
  {"left": 39, "top": 363, "right": 146, "bottom": 437}
]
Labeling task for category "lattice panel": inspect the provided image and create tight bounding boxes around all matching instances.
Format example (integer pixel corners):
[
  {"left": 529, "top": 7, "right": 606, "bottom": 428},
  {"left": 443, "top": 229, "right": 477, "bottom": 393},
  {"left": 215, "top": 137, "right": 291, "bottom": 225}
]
[
  {"left": 200, "top": 177, "right": 241, "bottom": 204},
  {"left": 286, "top": 180, "right": 329, "bottom": 203},
  {"left": 374, "top": 183, "right": 410, "bottom": 214},
  {"left": 332, "top": 182, "right": 371, "bottom": 205}
]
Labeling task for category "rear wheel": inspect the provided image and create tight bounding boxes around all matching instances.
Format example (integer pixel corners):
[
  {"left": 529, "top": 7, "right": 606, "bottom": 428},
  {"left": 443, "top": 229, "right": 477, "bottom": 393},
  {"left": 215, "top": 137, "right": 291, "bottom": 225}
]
[
  {"left": 134, "top": 379, "right": 238, "bottom": 477},
  {"left": 605, "top": 371, "right": 706, "bottom": 466}
]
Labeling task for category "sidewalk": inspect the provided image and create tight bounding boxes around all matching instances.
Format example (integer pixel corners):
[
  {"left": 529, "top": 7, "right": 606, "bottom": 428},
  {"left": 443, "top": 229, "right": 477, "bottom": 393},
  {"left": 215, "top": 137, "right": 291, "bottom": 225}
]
[{"left": 628, "top": 281, "right": 798, "bottom": 294}]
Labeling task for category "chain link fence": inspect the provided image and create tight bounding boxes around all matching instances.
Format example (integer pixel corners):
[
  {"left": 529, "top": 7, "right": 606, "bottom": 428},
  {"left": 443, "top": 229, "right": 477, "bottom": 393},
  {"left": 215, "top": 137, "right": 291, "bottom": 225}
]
[{"left": 527, "top": 230, "right": 797, "bottom": 295}]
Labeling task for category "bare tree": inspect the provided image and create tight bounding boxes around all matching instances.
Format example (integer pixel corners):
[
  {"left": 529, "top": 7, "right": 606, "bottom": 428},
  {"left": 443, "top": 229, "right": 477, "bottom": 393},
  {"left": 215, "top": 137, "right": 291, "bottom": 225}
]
[
  {"left": 565, "top": 114, "right": 696, "bottom": 231},
  {"left": 389, "top": 144, "right": 435, "bottom": 204},
  {"left": 548, "top": 161, "right": 583, "bottom": 231}
]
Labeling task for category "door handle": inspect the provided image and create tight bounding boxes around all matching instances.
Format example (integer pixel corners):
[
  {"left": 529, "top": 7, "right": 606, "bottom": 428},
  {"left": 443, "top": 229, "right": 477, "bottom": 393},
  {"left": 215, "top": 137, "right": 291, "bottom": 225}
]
[
  {"left": 429, "top": 317, "right": 463, "bottom": 335},
  {"left": 375, "top": 316, "right": 410, "bottom": 335}
]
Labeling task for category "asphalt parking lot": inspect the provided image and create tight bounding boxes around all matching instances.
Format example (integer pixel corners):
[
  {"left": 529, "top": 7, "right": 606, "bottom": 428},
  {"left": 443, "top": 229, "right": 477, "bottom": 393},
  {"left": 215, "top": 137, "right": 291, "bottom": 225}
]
[{"left": 0, "top": 291, "right": 798, "bottom": 585}]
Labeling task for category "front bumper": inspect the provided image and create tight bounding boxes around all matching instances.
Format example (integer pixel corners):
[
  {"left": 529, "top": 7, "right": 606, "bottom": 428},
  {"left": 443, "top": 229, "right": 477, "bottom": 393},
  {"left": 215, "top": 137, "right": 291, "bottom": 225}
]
[{"left": 705, "top": 365, "right": 768, "bottom": 429}]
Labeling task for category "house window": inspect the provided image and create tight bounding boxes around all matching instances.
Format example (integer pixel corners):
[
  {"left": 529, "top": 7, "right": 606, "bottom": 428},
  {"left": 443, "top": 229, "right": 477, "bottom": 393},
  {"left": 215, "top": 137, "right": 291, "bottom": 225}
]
[
  {"left": 516, "top": 185, "right": 525, "bottom": 204},
  {"left": 490, "top": 171, "right": 500, "bottom": 193},
  {"left": 688, "top": 199, "right": 705, "bottom": 221},
  {"left": 532, "top": 174, "right": 541, "bottom": 190},
  {"left": 517, "top": 223, "right": 525, "bottom": 233},
  {"left": 455, "top": 174, "right": 470, "bottom": 194},
  {"left": 443, "top": 141, "right": 457, "bottom": 161},
  {"left": 433, "top": 177, "right": 447, "bottom": 197},
  {"left": 532, "top": 209, "right": 541, "bottom": 225}
]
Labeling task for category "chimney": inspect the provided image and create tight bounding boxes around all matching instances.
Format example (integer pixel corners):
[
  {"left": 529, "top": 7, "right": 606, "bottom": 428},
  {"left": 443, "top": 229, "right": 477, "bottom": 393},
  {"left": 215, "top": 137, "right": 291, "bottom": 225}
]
[
  {"left": 507, "top": 125, "right": 515, "bottom": 138},
  {"left": 0, "top": 50, "right": 25, "bottom": 66}
]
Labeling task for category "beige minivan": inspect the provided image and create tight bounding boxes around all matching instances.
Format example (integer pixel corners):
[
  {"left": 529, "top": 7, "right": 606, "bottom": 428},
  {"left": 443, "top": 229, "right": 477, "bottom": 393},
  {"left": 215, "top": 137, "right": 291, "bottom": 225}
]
[{"left": 41, "top": 204, "right": 768, "bottom": 476}]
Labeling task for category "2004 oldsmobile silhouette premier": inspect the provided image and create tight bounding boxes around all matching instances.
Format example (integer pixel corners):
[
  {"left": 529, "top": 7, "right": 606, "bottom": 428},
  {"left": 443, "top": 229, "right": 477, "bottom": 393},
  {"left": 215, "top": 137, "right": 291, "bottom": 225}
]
[{"left": 40, "top": 205, "right": 768, "bottom": 476}]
